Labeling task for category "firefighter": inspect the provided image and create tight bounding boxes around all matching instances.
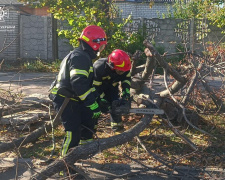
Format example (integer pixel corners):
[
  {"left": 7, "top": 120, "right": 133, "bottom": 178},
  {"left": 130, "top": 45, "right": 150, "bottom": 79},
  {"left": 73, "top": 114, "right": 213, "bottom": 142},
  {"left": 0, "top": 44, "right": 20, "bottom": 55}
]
[
  {"left": 49, "top": 25, "right": 107, "bottom": 158},
  {"left": 93, "top": 49, "right": 131, "bottom": 131}
]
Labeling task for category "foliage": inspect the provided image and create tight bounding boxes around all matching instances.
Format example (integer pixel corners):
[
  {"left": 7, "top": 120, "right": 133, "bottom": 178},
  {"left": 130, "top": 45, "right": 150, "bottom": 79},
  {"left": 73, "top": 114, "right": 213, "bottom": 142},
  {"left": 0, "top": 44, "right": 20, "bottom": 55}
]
[
  {"left": 22, "top": 59, "right": 61, "bottom": 72},
  {"left": 19, "top": 0, "right": 145, "bottom": 57},
  {"left": 172, "top": 0, "right": 225, "bottom": 33}
]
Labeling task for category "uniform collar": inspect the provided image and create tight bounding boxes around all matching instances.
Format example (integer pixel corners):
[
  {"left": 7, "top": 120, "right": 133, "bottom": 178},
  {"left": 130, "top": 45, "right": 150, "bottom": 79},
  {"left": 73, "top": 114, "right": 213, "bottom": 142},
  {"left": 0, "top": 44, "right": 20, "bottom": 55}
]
[{"left": 80, "top": 40, "right": 97, "bottom": 59}]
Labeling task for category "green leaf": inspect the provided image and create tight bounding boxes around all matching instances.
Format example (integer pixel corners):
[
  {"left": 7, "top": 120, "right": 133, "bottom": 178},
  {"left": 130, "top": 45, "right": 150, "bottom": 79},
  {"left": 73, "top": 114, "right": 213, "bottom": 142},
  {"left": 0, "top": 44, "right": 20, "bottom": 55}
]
[{"left": 68, "top": 19, "right": 74, "bottom": 25}]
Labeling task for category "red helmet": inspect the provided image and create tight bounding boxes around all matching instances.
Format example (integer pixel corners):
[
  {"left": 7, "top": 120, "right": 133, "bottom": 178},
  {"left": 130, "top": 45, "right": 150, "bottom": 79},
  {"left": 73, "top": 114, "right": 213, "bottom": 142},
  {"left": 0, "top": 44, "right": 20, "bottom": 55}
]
[
  {"left": 79, "top": 25, "right": 107, "bottom": 51},
  {"left": 108, "top": 49, "right": 131, "bottom": 71}
]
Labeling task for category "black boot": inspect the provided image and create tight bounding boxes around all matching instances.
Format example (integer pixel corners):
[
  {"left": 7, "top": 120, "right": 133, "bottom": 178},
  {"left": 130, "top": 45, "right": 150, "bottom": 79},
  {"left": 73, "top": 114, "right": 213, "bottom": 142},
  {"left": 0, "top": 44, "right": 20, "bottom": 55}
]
[{"left": 110, "top": 114, "right": 124, "bottom": 132}]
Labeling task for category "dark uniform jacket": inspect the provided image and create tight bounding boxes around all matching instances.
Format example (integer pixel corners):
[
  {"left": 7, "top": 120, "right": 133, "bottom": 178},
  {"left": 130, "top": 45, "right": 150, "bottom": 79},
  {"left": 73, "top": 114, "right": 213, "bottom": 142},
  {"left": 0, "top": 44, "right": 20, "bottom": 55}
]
[
  {"left": 93, "top": 58, "right": 131, "bottom": 99},
  {"left": 51, "top": 42, "right": 97, "bottom": 106}
]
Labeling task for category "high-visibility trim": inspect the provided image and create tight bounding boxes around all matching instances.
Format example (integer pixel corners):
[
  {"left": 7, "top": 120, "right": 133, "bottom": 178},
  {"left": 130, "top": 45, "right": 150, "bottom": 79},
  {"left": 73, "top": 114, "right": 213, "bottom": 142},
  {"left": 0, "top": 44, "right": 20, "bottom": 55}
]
[
  {"left": 87, "top": 101, "right": 99, "bottom": 110},
  {"left": 100, "top": 92, "right": 105, "bottom": 99},
  {"left": 93, "top": 80, "right": 102, "bottom": 86},
  {"left": 51, "top": 87, "right": 58, "bottom": 95},
  {"left": 102, "top": 76, "right": 111, "bottom": 80},
  {"left": 126, "top": 72, "right": 131, "bottom": 77},
  {"left": 81, "top": 35, "right": 90, "bottom": 42},
  {"left": 51, "top": 87, "right": 79, "bottom": 101},
  {"left": 122, "top": 88, "right": 130, "bottom": 96},
  {"left": 89, "top": 67, "right": 93, "bottom": 73},
  {"left": 125, "top": 88, "right": 130, "bottom": 94},
  {"left": 115, "top": 61, "right": 125, "bottom": 68},
  {"left": 70, "top": 69, "right": 89, "bottom": 78},
  {"left": 61, "top": 131, "right": 72, "bottom": 157},
  {"left": 112, "top": 82, "right": 118, "bottom": 87},
  {"left": 111, "top": 122, "right": 123, "bottom": 127},
  {"left": 79, "top": 139, "right": 93, "bottom": 145},
  {"left": 78, "top": 87, "right": 95, "bottom": 101},
  {"left": 122, "top": 80, "right": 131, "bottom": 86}
]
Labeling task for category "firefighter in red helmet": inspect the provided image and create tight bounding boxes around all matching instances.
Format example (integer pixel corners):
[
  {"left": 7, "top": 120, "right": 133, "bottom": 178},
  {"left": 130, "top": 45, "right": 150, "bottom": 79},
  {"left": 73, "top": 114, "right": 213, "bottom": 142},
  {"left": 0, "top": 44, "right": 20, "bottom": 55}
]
[
  {"left": 49, "top": 25, "right": 107, "bottom": 159},
  {"left": 93, "top": 49, "right": 132, "bottom": 131}
]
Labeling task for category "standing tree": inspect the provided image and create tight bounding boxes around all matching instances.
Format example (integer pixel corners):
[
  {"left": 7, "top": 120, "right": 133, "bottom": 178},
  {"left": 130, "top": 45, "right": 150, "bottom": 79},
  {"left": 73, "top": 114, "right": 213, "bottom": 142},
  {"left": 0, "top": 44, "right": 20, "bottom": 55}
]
[
  {"left": 19, "top": 0, "right": 143, "bottom": 56},
  {"left": 172, "top": 0, "right": 225, "bottom": 32}
]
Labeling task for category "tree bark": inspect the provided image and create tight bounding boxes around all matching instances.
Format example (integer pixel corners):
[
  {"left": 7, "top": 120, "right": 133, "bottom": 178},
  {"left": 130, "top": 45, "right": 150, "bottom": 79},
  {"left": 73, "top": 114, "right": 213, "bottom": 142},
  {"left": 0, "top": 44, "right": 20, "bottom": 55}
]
[
  {"left": 159, "top": 80, "right": 186, "bottom": 97},
  {"left": 142, "top": 49, "right": 156, "bottom": 80},
  {"left": 130, "top": 50, "right": 143, "bottom": 76},
  {"left": 31, "top": 114, "right": 154, "bottom": 180},
  {"left": 143, "top": 40, "right": 187, "bottom": 84}
]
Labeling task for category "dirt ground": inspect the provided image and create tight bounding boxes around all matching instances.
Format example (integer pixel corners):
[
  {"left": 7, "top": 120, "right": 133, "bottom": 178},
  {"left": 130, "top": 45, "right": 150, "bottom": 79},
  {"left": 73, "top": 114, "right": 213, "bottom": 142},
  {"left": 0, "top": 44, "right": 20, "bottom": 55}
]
[{"left": 0, "top": 72, "right": 225, "bottom": 180}]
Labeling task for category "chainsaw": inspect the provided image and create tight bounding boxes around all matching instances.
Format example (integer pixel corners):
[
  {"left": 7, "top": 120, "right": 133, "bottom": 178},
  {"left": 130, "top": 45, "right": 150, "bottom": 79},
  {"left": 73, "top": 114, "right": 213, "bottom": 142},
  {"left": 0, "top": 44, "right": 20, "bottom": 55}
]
[{"left": 110, "top": 99, "right": 164, "bottom": 115}]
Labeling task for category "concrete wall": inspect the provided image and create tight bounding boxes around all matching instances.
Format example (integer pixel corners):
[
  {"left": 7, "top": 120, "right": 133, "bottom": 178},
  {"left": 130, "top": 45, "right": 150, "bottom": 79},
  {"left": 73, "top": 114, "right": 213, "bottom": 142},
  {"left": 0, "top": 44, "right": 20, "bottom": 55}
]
[
  {"left": 0, "top": 6, "right": 20, "bottom": 61},
  {"left": 115, "top": 2, "right": 172, "bottom": 19},
  {"left": 20, "top": 15, "right": 47, "bottom": 60},
  {"left": 124, "top": 18, "right": 225, "bottom": 53},
  {"left": 0, "top": 8, "right": 72, "bottom": 62},
  {"left": 20, "top": 15, "right": 73, "bottom": 61}
]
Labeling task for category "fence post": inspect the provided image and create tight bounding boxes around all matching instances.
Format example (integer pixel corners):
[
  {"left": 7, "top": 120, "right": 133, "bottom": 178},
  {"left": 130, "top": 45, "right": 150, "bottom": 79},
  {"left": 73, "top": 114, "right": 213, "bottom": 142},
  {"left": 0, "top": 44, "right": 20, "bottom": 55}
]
[{"left": 140, "top": 17, "right": 145, "bottom": 36}]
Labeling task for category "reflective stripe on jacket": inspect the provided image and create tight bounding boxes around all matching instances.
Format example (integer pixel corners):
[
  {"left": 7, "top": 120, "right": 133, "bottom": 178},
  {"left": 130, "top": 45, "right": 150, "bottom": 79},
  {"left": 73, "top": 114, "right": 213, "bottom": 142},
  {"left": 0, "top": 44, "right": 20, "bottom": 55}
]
[
  {"left": 93, "top": 58, "right": 131, "bottom": 97},
  {"left": 50, "top": 44, "right": 97, "bottom": 106}
]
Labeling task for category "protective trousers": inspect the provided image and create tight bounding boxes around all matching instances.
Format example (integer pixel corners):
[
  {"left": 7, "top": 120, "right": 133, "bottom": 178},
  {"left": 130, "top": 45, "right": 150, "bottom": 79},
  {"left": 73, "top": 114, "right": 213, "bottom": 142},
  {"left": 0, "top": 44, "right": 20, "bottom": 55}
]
[
  {"left": 50, "top": 94, "right": 95, "bottom": 156},
  {"left": 101, "top": 85, "right": 122, "bottom": 126}
]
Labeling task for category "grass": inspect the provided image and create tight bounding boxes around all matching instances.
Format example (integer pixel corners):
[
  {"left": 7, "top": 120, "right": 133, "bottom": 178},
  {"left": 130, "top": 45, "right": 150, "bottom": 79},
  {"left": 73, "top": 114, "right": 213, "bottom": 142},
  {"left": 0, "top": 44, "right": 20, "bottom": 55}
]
[{"left": 1, "top": 59, "right": 61, "bottom": 72}]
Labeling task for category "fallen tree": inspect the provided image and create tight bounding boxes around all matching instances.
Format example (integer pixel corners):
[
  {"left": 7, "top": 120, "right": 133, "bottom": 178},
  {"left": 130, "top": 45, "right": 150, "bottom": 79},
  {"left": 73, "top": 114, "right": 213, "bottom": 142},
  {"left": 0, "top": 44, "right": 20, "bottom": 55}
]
[{"left": 0, "top": 39, "right": 224, "bottom": 179}]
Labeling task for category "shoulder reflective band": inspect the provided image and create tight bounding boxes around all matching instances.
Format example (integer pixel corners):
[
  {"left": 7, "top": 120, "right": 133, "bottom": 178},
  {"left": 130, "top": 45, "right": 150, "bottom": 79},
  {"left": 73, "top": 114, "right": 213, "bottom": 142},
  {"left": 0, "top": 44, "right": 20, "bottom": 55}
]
[
  {"left": 93, "top": 80, "right": 102, "bottom": 86},
  {"left": 122, "top": 80, "right": 131, "bottom": 86},
  {"left": 70, "top": 69, "right": 89, "bottom": 77}
]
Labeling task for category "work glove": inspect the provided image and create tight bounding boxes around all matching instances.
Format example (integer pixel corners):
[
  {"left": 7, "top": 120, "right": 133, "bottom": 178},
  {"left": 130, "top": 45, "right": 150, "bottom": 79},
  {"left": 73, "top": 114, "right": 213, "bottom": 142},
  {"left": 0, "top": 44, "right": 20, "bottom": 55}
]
[
  {"left": 121, "top": 88, "right": 130, "bottom": 101},
  {"left": 112, "top": 99, "right": 130, "bottom": 115},
  {"left": 87, "top": 101, "right": 101, "bottom": 119},
  {"left": 97, "top": 98, "right": 111, "bottom": 113}
]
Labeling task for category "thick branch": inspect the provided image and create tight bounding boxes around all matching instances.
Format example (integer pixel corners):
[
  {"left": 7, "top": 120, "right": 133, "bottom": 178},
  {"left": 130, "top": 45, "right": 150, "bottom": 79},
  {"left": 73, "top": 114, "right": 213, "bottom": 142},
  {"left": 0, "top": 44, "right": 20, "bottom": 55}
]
[
  {"left": 159, "top": 80, "right": 186, "bottom": 97},
  {"left": 163, "top": 68, "right": 212, "bottom": 136},
  {"left": 142, "top": 48, "right": 156, "bottom": 80},
  {"left": 0, "top": 118, "right": 60, "bottom": 154},
  {"left": 181, "top": 69, "right": 199, "bottom": 105},
  {"left": 31, "top": 114, "right": 154, "bottom": 180},
  {"left": 130, "top": 50, "right": 143, "bottom": 76},
  {"left": 143, "top": 40, "right": 186, "bottom": 84}
]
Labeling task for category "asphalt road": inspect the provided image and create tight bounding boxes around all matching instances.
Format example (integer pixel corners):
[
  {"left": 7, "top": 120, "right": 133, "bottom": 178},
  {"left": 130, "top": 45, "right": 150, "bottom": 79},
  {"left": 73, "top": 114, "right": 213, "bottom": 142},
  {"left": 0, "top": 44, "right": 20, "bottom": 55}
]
[{"left": 0, "top": 72, "right": 57, "bottom": 97}]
